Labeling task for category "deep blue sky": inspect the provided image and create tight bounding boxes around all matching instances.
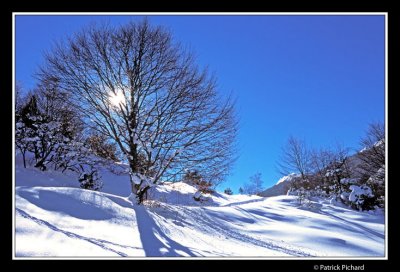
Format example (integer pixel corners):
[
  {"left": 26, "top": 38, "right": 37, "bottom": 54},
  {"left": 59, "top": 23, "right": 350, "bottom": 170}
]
[{"left": 15, "top": 14, "right": 385, "bottom": 193}]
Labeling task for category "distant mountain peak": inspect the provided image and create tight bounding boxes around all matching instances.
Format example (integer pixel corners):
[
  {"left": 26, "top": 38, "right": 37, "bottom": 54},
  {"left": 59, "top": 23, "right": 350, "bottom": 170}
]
[
  {"left": 260, "top": 173, "right": 300, "bottom": 197},
  {"left": 276, "top": 173, "right": 300, "bottom": 185}
]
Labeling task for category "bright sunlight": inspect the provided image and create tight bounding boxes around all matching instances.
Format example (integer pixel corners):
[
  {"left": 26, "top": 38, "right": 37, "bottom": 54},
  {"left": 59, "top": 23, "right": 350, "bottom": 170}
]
[{"left": 109, "top": 89, "right": 125, "bottom": 106}]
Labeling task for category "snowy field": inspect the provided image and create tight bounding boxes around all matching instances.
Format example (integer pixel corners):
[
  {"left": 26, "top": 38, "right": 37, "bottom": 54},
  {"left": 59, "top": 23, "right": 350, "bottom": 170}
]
[{"left": 14, "top": 156, "right": 385, "bottom": 258}]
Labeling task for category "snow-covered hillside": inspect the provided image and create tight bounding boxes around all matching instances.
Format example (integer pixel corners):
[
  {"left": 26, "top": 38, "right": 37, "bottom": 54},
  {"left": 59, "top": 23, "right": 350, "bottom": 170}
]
[
  {"left": 14, "top": 155, "right": 385, "bottom": 257},
  {"left": 259, "top": 173, "right": 299, "bottom": 197}
]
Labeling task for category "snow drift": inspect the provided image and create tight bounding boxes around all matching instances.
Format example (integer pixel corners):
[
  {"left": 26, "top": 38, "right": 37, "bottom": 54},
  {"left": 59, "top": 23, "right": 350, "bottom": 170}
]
[{"left": 14, "top": 155, "right": 385, "bottom": 257}]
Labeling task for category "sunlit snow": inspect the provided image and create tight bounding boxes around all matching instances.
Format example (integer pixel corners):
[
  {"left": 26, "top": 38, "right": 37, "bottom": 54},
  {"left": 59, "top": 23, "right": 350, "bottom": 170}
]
[{"left": 14, "top": 154, "right": 385, "bottom": 258}]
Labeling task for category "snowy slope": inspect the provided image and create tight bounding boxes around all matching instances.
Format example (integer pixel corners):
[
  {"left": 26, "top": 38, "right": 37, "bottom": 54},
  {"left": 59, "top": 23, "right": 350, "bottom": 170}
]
[{"left": 14, "top": 156, "right": 385, "bottom": 258}]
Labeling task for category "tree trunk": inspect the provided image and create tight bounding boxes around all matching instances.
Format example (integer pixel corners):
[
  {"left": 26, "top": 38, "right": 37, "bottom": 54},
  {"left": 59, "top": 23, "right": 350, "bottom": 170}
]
[
  {"left": 22, "top": 151, "right": 26, "bottom": 168},
  {"left": 136, "top": 186, "right": 150, "bottom": 204},
  {"left": 34, "top": 159, "right": 46, "bottom": 171},
  {"left": 131, "top": 182, "right": 139, "bottom": 195}
]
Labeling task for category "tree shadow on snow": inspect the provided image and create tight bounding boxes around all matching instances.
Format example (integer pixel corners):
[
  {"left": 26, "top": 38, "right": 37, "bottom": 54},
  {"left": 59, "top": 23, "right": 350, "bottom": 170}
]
[
  {"left": 317, "top": 210, "right": 385, "bottom": 240},
  {"left": 18, "top": 189, "right": 113, "bottom": 220},
  {"left": 221, "top": 197, "right": 266, "bottom": 207},
  {"left": 133, "top": 205, "right": 196, "bottom": 257}
]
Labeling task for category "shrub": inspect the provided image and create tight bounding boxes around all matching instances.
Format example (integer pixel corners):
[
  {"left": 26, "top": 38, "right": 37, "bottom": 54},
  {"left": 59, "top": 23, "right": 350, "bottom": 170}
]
[
  {"left": 78, "top": 170, "right": 103, "bottom": 191},
  {"left": 183, "top": 170, "right": 214, "bottom": 194},
  {"left": 224, "top": 188, "right": 233, "bottom": 195}
]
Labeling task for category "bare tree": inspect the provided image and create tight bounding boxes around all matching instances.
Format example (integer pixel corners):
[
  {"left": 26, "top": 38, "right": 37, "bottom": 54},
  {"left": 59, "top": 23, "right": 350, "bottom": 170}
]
[
  {"left": 243, "top": 172, "right": 264, "bottom": 195},
  {"left": 357, "top": 122, "right": 385, "bottom": 207},
  {"left": 308, "top": 147, "right": 334, "bottom": 193},
  {"left": 37, "top": 19, "right": 237, "bottom": 203},
  {"left": 323, "top": 144, "right": 352, "bottom": 197},
  {"left": 277, "top": 136, "right": 310, "bottom": 180},
  {"left": 357, "top": 122, "right": 385, "bottom": 177}
]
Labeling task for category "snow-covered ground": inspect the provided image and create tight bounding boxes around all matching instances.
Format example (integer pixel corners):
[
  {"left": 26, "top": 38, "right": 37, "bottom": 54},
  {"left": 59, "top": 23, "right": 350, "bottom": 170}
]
[{"left": 14, "top": 155, "right": 385, "bottom": 258}]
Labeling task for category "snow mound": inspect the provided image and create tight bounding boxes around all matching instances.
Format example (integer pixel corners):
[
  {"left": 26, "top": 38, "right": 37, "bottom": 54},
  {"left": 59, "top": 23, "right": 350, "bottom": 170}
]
[{"left": 148, "top": 182, "right": 217, "bottom": 206}]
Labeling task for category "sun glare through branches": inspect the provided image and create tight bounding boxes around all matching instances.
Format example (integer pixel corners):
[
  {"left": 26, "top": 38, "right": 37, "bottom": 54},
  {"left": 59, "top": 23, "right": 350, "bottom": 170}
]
[{"left": 109, "top": 89, "right": 125, "bottom": 107}]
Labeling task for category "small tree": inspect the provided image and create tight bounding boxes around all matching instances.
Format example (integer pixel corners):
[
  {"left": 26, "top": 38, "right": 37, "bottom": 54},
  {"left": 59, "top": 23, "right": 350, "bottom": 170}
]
[
  {"left": 224, "top": 188, "right": 233, "bottom": 195},
  {"left": 309, "top": 148, "right": 335, "bottom": 194},
  {"left": 238, "top": 187, "right": 244, "bottom": 194},
  {"left": 16, "top": 95, "right": 50, "bottom": 170},
  {"left": 243, "top": 172, "right": 264, "bottom": 195},
  {"left": 322, "top": 144, "right": 352, "bottom": 200},
  {"left": 277, "top": 136, "right": 311, "bottom": 180}
]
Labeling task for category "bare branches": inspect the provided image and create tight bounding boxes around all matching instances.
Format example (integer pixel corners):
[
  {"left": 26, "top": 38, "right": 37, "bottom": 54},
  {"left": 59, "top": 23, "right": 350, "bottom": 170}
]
[
  {"left": 243, "top": 172, "right": 264, "bottom": 195},
  {"left": 37, "top": 19, "right": 237, "bottom": 203},
  {"left": 357, "top": 122, "right": 385, "bottom": 176},
  {"left": 277, "top": 126, "right": 385, "bottom": 210},
  {"left": 277, "top": 136, "right": 311, "bottom": 179}
]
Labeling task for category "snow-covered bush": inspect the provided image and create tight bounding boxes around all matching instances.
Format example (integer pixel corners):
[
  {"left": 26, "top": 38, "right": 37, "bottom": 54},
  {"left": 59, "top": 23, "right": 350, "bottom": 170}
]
[
  {"left": 286, "top": 188, "right": 296, "bottom": 196},
  {"left": 348, "top": 185, "right": 374, "bottom": 211},
  {"left": 287, "top": 176, "right": 314, "bottom": 204},
  {"left": 297, "top": 188, "right": 309, "bottom": 205},
  {"left": 366, "top": 167, "right": 385, "bottom": 208},
  {"left": 340, "top": 178, "right": 359, "bottom": 186},
  {"left": 287, "top": 187, "right": 311, "bottom": 205},
  {"left": 193, "top": 191, "right": 203, "bottom": 201}
]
